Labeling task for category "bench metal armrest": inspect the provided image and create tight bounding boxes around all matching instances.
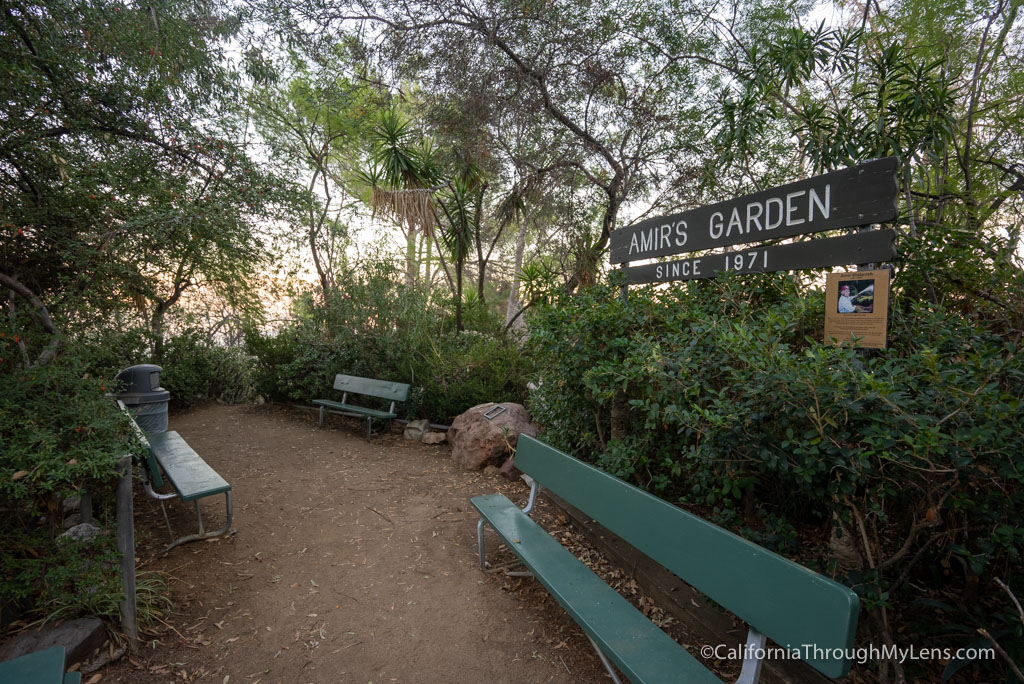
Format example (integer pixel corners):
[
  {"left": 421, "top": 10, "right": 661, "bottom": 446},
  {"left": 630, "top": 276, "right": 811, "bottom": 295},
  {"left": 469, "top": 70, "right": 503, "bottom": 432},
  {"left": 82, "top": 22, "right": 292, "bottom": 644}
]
[
  {"left": 476, "top": 475, "right": 541, "bottom": 572},
  {"left": 521, "top": 475, "right": 540, "bottom": 514}
]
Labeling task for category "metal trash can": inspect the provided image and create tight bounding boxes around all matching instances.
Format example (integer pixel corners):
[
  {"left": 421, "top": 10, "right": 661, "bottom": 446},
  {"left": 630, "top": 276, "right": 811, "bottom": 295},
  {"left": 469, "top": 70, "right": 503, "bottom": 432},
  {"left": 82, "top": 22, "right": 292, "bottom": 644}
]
[{"left": 115, "top": 364, "right": 170, "bottom": 434}]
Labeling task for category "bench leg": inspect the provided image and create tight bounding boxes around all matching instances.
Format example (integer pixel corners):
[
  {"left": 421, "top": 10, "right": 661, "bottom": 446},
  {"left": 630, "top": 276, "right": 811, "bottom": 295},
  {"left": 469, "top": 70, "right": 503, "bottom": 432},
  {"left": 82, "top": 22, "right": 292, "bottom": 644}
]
[
  {"left": 735, "top": 627, "right": 767, "bottom": 684},
  {"left": 477, "top": 519, "right": 487, "bottom": 571},
  {"left": 476, "top": 518, "right": 533, "bottom": 577},
  {"left": 166, "top": 491, "right": 235, "bottom": 551},
  {"left": 159, "top": 501, "right": 175, "bottom": 543},
  {"left": 366, "top": 417, "right": 373, "bottom": 441},
  {"left": 318, "top": 405, "right": 325, "bottom": 427},
  {"left": 588, "top": 636, "right": 624, "bottom": 684},
  {"left": 142, "top": 473, "right": 180, "bottom": 545}
]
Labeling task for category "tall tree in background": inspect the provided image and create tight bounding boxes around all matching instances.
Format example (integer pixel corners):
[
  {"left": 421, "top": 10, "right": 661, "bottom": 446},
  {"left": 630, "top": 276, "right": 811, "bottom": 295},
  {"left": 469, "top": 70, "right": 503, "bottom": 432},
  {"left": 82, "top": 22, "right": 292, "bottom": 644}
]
[
  {"left": 712, "top": 0, "right": 1023, "bottom": 329},
  {"left": 260, "top": 0, "right": 730, "bottom": 291},
  {"left": 358, "top": 107, "right": 443, "bottom": 288},
  {"left": 250, "top": 59, "right": 384, "bottom": 305},
  {"left": 1, "top": 0, "right": 286, "bottom": 363}
]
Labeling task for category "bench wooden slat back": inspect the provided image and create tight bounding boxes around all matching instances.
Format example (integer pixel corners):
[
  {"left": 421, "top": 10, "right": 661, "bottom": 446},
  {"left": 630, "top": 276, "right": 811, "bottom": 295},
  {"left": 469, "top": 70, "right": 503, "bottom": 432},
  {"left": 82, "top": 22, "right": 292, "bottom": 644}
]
[
  {"left": 333, "top": 374, "right": 410, "bottom": 402},
  {"left": 515, "top": 435, "right": 859, "bottom": 679}
]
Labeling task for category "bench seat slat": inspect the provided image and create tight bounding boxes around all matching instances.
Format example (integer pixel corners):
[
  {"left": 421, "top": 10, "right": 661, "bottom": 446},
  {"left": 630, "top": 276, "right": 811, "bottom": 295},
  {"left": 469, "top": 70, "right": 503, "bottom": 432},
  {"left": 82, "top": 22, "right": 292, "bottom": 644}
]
[
  {"left": 312, "top": 399, "right": 397, "bottom": 420},
  {"left": 473, "top": 494, "right": 721, "bottom": 684},
  {"left": 147, "top": 431, "right": 230, "bottom": 502}
]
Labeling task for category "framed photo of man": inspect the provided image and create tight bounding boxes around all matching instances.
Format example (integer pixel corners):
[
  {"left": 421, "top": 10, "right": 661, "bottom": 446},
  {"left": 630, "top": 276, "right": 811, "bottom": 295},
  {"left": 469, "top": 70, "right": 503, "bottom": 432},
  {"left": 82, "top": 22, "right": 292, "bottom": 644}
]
[{"left": 824, "top": 269, "right": 891, "bottom": 348}]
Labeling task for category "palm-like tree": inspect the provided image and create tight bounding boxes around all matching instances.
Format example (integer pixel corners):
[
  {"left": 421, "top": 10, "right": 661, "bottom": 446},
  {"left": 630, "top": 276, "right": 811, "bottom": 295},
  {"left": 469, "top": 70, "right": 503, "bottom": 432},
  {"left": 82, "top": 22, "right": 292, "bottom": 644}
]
[
  {"left": 436, "top": 169, "right": 486, "bottom": 331},
  {"left": 359, "top": 107, "right": 494, "bottom": 331},
  {"left": 357, "top": 108, "right": 443, "bottom": 288}
]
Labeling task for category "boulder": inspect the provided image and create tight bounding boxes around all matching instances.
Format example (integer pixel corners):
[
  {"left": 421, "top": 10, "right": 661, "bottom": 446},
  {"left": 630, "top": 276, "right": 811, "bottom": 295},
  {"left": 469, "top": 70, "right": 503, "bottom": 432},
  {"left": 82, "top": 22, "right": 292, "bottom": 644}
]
[
  {"left": 403, "top": 418, "right": 430, "bottom": 441},
  {"left": 448, "top": 403, "right": 538, "bottom": 471},
  {"left": 58, "top": 523, "right": 101, "bottom": 544},
  {"left": 0, "top": 617, "right": 107, "bottom": 667},
  {"left": 421, "top": 431, "right": 447, "bottom": 445},
  {"left": 62, "top": 495, "right": 81, "bottom": 516}
]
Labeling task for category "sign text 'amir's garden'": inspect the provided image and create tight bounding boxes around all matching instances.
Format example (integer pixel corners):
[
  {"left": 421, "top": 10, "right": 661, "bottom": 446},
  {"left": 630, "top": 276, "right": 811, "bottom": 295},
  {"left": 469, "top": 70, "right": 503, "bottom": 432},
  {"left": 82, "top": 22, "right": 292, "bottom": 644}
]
[{"left": 609, "top": 157, "right": 900, "bottom": 283}]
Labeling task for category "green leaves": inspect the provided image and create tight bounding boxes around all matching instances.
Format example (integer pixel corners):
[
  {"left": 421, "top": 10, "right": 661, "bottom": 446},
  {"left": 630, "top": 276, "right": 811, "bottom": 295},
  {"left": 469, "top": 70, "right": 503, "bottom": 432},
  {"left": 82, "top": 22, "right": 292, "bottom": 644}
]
[{"left": 527, "top": 273, "right": 1024, "bottom": 672}]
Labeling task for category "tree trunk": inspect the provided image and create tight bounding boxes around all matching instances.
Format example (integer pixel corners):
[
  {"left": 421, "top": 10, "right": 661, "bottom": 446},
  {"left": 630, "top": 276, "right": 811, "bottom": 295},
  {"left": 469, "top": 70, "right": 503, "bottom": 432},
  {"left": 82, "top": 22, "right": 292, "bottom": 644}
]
[
  {"left": 150, "top": 306, "right": 166, "bottom": 364},
  {"left": 455, "top": 256, "right": 464, "bottom": 332},
  {"left": 505, "top": 218, "right": 528, "bottom": 330},
  {"left": 423, "top": 231, "right": 433, "bottom": 287},
  {"left": 405, "top": 225, "right": 418, "bottom": 287},
  {"left": 310, "top": 226, "right": 331, "bottom": 304}
]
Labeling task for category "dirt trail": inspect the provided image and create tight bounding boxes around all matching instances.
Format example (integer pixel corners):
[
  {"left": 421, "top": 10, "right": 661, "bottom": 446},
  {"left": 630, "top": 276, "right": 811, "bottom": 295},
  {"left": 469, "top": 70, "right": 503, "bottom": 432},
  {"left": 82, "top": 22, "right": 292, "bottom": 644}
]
[{"left": 100, "top": 403, "right": 608, "bottom": 683}]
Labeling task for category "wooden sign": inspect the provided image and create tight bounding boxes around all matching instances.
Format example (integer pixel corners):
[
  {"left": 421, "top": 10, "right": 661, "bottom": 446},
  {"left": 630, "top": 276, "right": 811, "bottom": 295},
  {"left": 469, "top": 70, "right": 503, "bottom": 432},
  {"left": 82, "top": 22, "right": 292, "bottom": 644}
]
[
  {"left": 626, "top": 230, "right": 897, "bottom": 285},
  {"left": 609, "top": 157, "right": 899, "bottom": 265},
  {"left": 824, "top": 270, "right": 891, "bottom": 348}
]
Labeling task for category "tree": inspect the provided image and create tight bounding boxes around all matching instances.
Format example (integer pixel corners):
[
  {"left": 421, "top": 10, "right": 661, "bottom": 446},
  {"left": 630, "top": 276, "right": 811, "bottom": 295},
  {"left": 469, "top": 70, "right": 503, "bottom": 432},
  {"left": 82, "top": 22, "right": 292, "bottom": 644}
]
[
  {"left": 1, "top": 0, "right": 285, "bottom": 362},
  {"left": 259, "top": 0, "right": 733, "bottom": 292},
  {"left": 250, "top": 59, "right": 384, "bottom": 305},
  {"left": 710, "top": 0, "right": 1024, "bottom": 338}
]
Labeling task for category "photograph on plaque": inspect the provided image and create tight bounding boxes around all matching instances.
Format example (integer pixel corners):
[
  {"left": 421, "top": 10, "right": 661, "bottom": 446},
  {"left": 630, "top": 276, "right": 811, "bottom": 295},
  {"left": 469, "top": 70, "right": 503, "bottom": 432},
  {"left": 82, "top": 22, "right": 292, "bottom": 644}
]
[
  {"left": 836, "top": 278, "right": 875, "bottom": 313},
  {"left": 824, "top": 270, "right": 890, "bottom": 348}
]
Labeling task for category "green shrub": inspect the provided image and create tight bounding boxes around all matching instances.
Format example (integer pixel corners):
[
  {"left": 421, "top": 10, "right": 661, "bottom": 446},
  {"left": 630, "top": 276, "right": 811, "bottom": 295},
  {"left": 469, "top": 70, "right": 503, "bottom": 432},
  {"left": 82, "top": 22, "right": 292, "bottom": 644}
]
[
  {"left": 0, "top": 347, "right": 143, "bottom": 627},
  {"left": 527, "top": 273, "right": 1024, "bottom": 673},
  {"left": 246, "top": 260, "right": 529, "bottom": 423},
  {"left": 160, "top": 329, "right": 257, "bottom": 408}
]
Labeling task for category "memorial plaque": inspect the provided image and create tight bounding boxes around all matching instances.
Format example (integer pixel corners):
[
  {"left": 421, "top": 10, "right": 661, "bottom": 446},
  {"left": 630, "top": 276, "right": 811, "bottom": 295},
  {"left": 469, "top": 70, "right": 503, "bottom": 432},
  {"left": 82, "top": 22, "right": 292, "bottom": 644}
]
[{"left": 824, "top": 270, "right": 891, "bottom": 348}]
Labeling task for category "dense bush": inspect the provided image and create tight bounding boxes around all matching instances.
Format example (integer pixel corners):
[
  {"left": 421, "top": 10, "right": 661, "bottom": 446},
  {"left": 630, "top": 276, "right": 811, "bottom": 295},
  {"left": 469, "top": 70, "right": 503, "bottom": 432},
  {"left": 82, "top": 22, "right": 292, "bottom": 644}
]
[
  {"left": 246, "top": 260, "right": 529, "bottom": 423},
  {"left": 0, "top": 321, "right": 253, "bottom": 628},
  {"left": 0, "top": 348, "right": 142, "bottom": 626},
  {"left": 160, "top": 329, "right": 257, "bottom": 407},
  {"left": 66, "top": 323, "right": 257, "bottom": 408},
  {"left": 527, "top": 273, "right": 1024, "bottom": 678}
]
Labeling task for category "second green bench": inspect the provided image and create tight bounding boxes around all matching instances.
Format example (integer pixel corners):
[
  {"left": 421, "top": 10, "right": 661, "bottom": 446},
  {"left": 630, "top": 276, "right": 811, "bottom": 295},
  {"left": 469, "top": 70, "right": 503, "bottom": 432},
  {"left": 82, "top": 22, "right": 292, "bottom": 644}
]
[
  {"left": 119, "top": 401, "right": 233, "bottom": 551},
  {"left": 313, "top": 374, "right": 410, "bottom": 440}
]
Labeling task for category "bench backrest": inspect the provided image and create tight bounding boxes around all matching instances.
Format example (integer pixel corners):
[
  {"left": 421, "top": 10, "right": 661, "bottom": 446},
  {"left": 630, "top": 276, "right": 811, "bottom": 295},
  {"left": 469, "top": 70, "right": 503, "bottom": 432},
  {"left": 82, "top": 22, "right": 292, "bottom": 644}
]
[
  {"left": 333, "top": 374, "right": 410, "bottom": 402},
  {"left": 117, "top": 399, "right": 165, "bottom": 487},
  {"left": 515, "top": 435, "right": 859, "bottom": 679}
]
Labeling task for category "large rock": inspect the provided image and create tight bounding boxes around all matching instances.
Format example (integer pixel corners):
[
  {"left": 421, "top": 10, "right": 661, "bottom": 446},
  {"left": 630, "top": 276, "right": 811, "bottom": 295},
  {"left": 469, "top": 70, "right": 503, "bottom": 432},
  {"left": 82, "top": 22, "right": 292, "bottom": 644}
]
[
  {"left": 448, "top": 403, "right": 538, "bottom": 471},
  {"left": 58, "top": 523, "right": 101, "bottom": 544},
  {"left": 0, "top": 617, "right": 107, "bottom": 667}
]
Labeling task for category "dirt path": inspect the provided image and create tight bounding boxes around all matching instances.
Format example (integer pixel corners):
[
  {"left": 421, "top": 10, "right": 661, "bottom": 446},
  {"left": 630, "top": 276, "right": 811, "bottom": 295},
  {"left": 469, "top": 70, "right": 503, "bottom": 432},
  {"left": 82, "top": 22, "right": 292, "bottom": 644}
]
[{"left": 101, "top": 403, "right": 609, "bottom": 683}]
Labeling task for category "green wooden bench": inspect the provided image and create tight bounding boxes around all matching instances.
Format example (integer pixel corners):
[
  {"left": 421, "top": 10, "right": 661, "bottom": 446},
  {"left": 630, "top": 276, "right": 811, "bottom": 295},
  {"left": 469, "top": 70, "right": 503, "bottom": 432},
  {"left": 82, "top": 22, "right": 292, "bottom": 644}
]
[
  {"left": 472, "top": 435, "right": 860, "bottom": 684},
  {"left": 313, "top": 374, "right": 410, "bottom": 440},
  {"left": 0, "top": 645, "right": 81, "bottom": 683},
  {"left": 119, "top": 401, "right": 234, "bottom": 551}
]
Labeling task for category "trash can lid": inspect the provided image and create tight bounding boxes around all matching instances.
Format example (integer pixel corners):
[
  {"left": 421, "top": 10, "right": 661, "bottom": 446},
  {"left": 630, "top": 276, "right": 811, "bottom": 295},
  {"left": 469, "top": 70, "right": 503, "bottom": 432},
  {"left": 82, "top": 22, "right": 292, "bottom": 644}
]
[{"left": 115, "top": 364, "right": 165, "bottom": 395}]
